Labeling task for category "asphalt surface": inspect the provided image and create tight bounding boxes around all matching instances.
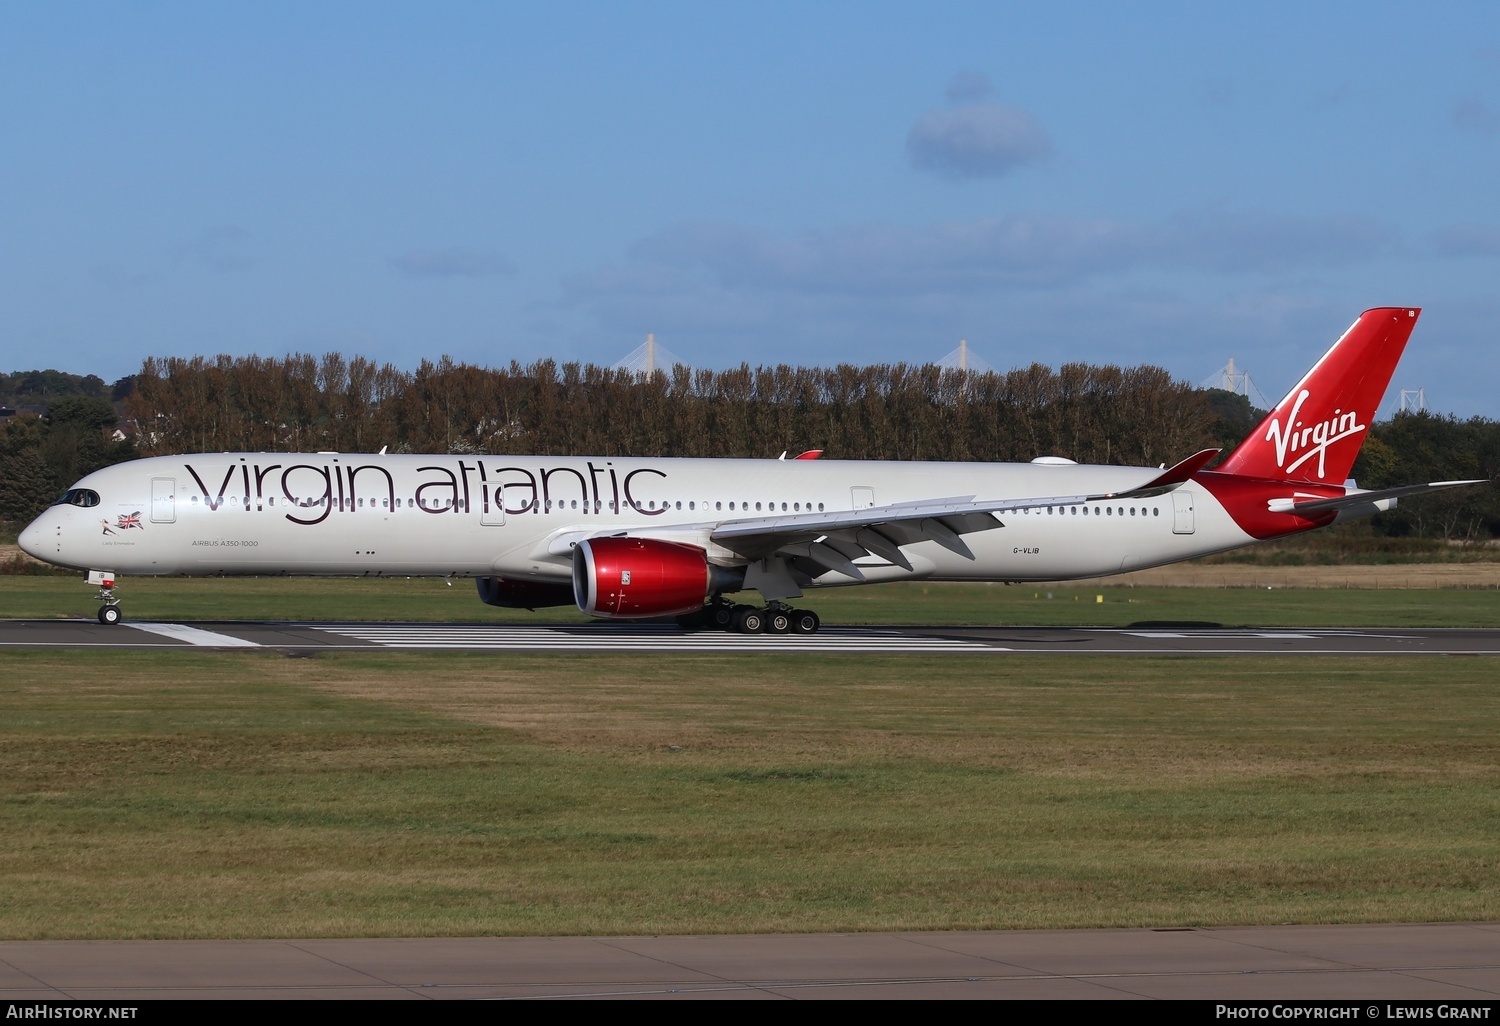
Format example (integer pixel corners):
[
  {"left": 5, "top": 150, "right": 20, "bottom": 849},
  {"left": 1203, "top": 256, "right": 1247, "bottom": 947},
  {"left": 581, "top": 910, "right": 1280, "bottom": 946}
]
[
  {"left": 3, "top": 618, "right": 1500, "bottom": 653},
  {"left": 3, "top": 924, "right": 1500, "bottom": 999}
]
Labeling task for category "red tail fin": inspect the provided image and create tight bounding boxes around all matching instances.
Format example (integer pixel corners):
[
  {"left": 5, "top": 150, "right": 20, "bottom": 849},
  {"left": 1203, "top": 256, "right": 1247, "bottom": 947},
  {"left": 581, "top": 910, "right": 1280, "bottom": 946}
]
[{"left": 1216, "top": 307, "right": 1419, "bottom": 484}]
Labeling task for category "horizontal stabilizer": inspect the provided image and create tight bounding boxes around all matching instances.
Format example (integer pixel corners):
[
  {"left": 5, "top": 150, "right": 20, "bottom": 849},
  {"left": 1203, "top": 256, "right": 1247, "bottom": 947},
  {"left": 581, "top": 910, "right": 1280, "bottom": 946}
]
[{"left": 1271, "top": 479, "right": 1488, "bottom": 515}]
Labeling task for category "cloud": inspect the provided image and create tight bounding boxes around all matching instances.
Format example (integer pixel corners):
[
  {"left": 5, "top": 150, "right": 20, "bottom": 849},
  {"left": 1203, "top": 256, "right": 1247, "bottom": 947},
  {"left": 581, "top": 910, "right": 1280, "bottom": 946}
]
[
  {"left": 1158, "top": 210, "right": 1389, "bottom": 274},
  {"left": 907, "top": 75, "right": 1053, "bottom": 180},
  {"left": 559, "top": 209, "right": 1397, "bottom": 372},
  {"left": 391, "top": 247, "right": 514, "bottom": 278},
  {"left": 182, "top": 225, "right": 255, "bottom": 273},
  {"left": 907, "top": 103, "right": 1053, "bottom": 179},
  {"left": 944, "top": 70, "right": 994, "bottom": 104},
  {"left": 1453, "top": 95, "right": 1498, "bottom": 135},
  {"left": 618, "top": 209, "right": 1392, "bottom": 297},
  {"left": 1433, "top": 222, "right": 1500, "bottom": 256}
]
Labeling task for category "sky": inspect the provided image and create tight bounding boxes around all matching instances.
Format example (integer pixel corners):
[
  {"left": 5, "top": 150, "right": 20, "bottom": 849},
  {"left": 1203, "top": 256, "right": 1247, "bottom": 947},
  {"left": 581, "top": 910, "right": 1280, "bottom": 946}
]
[{"left": 3, "top": 2, "right": 1499, "bottom": 417}]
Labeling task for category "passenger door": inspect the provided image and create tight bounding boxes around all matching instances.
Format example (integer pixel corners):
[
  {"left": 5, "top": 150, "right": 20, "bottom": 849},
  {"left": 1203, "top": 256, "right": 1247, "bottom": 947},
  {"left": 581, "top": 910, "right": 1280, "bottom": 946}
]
[{"left": 151, "top": 478, "right": 176, "bottom": 524}]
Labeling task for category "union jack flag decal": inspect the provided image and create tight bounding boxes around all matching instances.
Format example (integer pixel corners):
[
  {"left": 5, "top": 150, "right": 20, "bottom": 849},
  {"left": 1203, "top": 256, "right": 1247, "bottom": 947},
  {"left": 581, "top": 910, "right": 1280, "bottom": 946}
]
[{"left": 117, "top": 512, "right": 143, "bottom": 530}]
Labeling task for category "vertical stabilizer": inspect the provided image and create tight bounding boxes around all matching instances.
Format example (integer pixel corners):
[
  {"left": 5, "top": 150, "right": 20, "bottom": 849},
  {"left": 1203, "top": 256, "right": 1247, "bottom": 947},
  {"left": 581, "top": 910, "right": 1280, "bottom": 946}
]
[{"left": 1216, "top": 307, "right": 1419, "bottom": 484}]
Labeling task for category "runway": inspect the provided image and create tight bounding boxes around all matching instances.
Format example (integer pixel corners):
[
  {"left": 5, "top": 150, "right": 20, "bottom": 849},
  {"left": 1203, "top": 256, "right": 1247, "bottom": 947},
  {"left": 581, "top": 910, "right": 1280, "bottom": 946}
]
[
  {"left": 4, "top": 923, "right": 1500, "bottom": 999},
  {"left": 3, "top": 619, "right": 1500, "bottom": 654}
]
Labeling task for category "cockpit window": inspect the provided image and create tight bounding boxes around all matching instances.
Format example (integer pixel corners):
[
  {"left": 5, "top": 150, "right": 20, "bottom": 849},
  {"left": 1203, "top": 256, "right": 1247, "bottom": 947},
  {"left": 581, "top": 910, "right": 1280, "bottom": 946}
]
[{"left": 53, "top": 489, "right": 100, "bottom": 508}]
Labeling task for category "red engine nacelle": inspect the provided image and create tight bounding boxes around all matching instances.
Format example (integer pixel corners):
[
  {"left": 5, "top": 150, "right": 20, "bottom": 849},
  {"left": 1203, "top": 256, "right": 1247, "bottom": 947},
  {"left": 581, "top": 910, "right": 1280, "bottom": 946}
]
[{"left": 572, "top": 537, "right": 711, "bottom": 619}]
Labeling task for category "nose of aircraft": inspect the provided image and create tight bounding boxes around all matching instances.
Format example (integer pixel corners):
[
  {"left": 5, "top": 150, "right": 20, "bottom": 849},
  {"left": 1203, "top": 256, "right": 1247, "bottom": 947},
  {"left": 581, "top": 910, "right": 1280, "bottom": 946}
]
[{"left": 17, "top": 518, "right": 45, "bottom": 560}]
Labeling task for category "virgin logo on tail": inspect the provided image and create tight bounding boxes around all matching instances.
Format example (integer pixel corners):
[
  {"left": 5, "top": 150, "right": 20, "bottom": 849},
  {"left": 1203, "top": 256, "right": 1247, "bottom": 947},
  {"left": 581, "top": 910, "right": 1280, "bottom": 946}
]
[
  {"left": 1215, "top": 308, "right": 1416, "bottom": 486},
  {"left": 1264, "top": 389, "right": 1366, "bottom": 480}
]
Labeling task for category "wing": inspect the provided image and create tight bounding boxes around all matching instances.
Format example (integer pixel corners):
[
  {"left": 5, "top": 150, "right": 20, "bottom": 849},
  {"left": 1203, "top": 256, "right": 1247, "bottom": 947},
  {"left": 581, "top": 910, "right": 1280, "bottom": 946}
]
[
  {"left": 534, "top": 449, "right": 1219, "bottom": 587},
  {"left": 707, "top": 448, "right": 1222, "bottom": 580}
]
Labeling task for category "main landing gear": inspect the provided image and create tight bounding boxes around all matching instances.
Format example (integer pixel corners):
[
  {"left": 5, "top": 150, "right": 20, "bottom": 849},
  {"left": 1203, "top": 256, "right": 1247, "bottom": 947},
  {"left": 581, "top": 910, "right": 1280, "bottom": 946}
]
[{"left": 676, "top": 599, "right": 821, "bottom": 635}]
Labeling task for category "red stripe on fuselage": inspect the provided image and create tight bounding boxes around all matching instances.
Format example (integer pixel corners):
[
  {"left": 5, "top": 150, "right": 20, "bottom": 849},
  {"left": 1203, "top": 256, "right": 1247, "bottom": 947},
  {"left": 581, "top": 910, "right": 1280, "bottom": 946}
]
[{"left": 1193, "top": 471, "right": 1342, "bottom": 541}]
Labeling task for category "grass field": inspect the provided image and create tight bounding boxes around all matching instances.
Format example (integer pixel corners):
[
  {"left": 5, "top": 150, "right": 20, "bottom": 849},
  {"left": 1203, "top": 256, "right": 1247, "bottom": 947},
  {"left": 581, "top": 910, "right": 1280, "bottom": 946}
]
[
  {"left": 3, "top": 574, "right": 1500, "bottom": 627},
  {"left": 3, "top": 648, "right": 1500, "bottom": 939}
]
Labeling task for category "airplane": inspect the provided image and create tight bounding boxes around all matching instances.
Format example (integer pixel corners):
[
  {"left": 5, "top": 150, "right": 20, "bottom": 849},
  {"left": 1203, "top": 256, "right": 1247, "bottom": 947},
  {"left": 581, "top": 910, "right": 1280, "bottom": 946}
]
[{"left": 17, "top": 307, "right": 1486, "bottom": 633}]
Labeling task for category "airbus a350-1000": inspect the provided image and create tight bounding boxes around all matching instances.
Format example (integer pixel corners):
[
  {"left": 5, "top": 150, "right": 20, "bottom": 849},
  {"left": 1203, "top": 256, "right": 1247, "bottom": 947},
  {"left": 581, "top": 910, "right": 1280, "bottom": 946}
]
[{"left": 18, "top": 308, "right": 1485, "bottom": 633}]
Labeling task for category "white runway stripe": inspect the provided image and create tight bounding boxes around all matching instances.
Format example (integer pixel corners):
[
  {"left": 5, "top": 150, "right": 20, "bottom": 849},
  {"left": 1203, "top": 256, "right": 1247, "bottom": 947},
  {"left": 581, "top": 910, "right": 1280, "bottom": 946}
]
[
  {"left": 305, "top": 624, "right": 995, "bottom": 652},
  {"left": 126, "top": 622, "right": 261, "bottom": 647}
]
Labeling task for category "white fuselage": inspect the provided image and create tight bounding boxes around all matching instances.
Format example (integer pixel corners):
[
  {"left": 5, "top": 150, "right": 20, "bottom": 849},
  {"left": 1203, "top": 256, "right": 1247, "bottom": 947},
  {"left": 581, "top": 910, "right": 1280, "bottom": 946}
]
[{"left": 20, "top": 452, "right": 1257, "bottom": 588}]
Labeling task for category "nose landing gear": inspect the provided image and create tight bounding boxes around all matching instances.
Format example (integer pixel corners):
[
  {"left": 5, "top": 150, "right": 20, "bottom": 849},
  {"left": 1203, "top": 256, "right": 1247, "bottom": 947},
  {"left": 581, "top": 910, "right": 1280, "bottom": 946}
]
[{"left": 88, "top": 570, "right": 123, "bottom": 625}]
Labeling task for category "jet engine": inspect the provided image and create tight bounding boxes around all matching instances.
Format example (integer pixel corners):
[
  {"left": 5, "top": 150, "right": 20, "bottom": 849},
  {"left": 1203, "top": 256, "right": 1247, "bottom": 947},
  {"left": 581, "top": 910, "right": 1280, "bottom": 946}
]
[
  {"left": 572, "top": 537, "right": 717, "bottom": 618},
  {"left": 476, "top": 576, "right": 576, "bottom": 610}
]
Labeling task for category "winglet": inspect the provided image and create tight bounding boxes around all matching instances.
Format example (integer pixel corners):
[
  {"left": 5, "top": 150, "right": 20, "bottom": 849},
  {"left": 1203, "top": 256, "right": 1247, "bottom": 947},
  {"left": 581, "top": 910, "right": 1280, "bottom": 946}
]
[{"left": 1096, "top": 448, "right": 1220, "bottom": 499}]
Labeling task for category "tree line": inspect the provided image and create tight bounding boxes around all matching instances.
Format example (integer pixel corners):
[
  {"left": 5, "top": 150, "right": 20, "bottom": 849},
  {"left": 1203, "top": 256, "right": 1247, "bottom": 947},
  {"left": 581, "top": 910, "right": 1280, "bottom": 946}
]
[
  {"left": 2, "top": 351, "right": 1497, "bottom": 541},
  {"left": 122, "top": 353, "right": 1216, "bottom": 467}
]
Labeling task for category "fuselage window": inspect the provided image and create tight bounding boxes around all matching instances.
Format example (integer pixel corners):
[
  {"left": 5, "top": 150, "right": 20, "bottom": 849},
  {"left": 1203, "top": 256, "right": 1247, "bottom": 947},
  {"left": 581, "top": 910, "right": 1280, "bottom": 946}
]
[
  {"left": 717, "top": 502, "right": 722, "bottom": 510},
  {"left": 818, "top": 503, "right": 824, "bottom": 511},
  {"left": 1154, "top": 507, "right": 1160, "bottom": 516},
  {"left": 729, "top": 502, "right": 735, "bottom": 510},
  {"left": 1106, "top": 507, "right": 1112, "bottom": 516}
]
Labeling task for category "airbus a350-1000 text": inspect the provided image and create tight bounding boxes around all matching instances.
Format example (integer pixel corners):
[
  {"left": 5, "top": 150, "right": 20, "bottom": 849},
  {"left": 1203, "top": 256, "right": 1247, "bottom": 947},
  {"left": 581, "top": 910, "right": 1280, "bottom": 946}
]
[{"left": 18, "top": 308, "right": 1484, "bottom": 633}]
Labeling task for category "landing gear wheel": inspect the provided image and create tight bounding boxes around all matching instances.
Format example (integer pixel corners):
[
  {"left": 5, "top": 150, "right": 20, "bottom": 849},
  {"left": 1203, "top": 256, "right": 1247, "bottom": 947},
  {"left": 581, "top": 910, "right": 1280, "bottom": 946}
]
[
  {"left": 791, "top": 609, "right": 820, "bottom": 635},
  {"left": 732, "top": 606, "right": 766, "bottom": 634},
  {"left": 98, "top": 605, "right": 122, "bottom": 626},
  {"left": 707, "top": 602, "right": 735, "bottom": 631},
  {"left": 766, "top": 608, "right": 792, "bottom": 634}
]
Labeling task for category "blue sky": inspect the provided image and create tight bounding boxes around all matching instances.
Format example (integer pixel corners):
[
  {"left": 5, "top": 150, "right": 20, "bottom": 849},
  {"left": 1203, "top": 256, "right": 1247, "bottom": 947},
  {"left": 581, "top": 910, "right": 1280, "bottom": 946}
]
[{"left": 4, "top": 2, "right": 1499, "bottom": 416}]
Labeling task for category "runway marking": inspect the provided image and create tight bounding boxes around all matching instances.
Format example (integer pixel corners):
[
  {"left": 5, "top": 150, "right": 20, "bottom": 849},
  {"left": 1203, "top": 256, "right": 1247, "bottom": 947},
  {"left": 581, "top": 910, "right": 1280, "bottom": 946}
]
[
  {"left": 305, "top": 624, "right": 998, "bottom": 652},
  {"left": 1127, "top": 630, "right": 1316, "bottom": 639},
  {"left": 125, "top": 622, "right": 261, "bottom": 647},
  {"left": 1119, "top": 628, "right": 1416, "bottom": 640}
]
